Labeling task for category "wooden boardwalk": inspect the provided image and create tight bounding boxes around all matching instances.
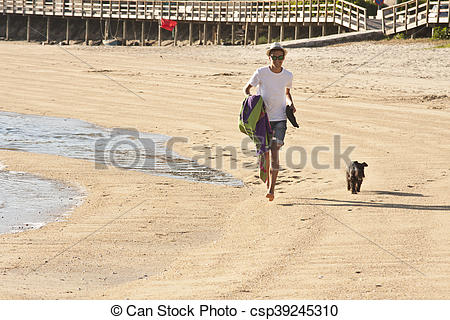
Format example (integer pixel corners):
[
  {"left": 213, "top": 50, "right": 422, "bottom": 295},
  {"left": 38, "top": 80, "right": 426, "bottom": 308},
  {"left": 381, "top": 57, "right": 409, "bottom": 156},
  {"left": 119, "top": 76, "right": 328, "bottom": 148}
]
[
  {"left": 382, "top": 0, "right": 449, "bottom": 35},
  {"left": 1, "top": 0, "right": 368, "bottom": 30}
]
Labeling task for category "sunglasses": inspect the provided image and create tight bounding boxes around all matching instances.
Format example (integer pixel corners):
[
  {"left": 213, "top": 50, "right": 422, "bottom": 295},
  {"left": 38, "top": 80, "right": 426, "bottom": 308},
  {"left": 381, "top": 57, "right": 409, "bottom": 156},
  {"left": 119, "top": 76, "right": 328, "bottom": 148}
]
[{"left": 270, "top": 55, "right": 285, "bottom": 61}]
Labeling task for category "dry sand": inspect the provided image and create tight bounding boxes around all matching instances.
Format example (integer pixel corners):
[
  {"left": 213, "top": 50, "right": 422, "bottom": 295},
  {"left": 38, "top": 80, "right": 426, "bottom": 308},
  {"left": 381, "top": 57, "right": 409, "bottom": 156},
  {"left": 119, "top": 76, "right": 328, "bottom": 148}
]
[{"left": 0, "top": 39, "right": 449, "bottom": 299}]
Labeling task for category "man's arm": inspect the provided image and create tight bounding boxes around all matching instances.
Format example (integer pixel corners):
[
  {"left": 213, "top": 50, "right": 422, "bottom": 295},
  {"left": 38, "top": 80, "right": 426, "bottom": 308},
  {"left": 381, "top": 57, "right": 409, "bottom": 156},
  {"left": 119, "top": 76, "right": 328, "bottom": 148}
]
[
  {"left": 243, "top": 83, "right": 253, "bottom": 96},
  {"left": 286, "top": 88, "right": 296, "bottom": 113}
]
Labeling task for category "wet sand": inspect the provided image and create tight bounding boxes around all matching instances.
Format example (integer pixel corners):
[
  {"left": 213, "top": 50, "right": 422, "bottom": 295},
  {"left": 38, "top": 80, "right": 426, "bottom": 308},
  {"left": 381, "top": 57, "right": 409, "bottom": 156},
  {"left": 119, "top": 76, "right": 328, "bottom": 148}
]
[{"left": 0, "top": 39, "right": 449, "bottom": 299}]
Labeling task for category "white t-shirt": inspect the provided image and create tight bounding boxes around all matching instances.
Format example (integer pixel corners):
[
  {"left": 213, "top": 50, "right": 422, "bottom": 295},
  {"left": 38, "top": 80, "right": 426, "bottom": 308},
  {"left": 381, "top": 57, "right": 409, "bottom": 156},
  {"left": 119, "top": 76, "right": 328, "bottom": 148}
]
[{"left": 247, "top": 66, "right": 293, "bottom": 121}]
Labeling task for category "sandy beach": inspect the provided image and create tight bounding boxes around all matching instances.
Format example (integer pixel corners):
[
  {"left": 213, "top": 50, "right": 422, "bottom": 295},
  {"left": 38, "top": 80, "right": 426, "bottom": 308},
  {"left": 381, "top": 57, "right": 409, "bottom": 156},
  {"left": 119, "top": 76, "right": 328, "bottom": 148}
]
[{"left": 0, "top": 39, "right": 449, "bottom": 299}]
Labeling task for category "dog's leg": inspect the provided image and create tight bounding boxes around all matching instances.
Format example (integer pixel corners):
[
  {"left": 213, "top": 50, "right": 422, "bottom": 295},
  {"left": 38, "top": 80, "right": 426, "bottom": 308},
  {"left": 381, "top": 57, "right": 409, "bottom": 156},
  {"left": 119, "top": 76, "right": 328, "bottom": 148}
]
[
  {"left": 351, "top": 177, "right": 357, "bottom": 194},
  {"left": 347, "top": 177, "right": 351, "bottom": 191},
  {"left": 357, "top": 179, "right": 362, "bottom": 192}
]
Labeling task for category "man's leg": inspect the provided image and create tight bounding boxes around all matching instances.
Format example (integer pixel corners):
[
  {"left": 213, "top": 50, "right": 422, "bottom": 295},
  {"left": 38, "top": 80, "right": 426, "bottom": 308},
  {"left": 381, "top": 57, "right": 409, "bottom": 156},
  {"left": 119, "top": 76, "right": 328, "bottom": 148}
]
[
  {"left": 266, "top": 144, "right": 280, "bottom": 201},
  {"left": 265, "top": 151, "right": 270, "bottom": 189},
  {"left": 266, "top": 120, "right": 286, "bottom": 201}
]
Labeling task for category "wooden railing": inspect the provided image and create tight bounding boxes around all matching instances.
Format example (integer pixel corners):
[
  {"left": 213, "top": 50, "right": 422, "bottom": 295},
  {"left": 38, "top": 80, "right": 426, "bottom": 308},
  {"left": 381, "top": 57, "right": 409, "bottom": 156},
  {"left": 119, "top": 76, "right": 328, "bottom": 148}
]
[
  {"left": 382, "top": 0, "right": 449, "bottom": 35},
  {"left": 0, "top": 0, "right": 368, "bottom": 31}
]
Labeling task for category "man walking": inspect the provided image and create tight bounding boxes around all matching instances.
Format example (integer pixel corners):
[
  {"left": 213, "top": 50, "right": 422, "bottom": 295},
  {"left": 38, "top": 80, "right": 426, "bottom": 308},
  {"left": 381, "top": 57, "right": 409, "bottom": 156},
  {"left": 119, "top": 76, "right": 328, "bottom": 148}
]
[{"left": 243, "top": 42, "right": 295, "bottom": 201}]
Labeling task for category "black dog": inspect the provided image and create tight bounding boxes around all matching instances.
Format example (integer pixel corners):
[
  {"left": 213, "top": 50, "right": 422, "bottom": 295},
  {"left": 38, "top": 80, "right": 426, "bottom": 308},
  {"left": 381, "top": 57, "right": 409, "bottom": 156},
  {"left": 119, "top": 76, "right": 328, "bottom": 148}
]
[{"left": 346, "top": 161, "right": 368, "bottom": 194}]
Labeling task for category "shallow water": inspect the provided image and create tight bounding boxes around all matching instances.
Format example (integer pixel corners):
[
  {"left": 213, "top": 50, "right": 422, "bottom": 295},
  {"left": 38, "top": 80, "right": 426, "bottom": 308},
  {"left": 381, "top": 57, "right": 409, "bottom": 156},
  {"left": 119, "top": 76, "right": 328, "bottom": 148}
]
[
  {"left": 0, "top": 111, "right": 243, "bottom": 234},
  {"left": 0, "top": 111, "right": 243, "bottom": 186},
  {"left": 0, "top": 165, "right": 83, "bottom": 234}
]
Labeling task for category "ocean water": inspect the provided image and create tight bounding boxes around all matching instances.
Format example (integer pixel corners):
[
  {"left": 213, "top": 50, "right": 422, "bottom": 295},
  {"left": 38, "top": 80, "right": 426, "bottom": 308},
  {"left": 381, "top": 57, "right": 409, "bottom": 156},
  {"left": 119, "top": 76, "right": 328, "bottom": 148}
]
[
  {"left": 0, "top": 111, "right": 242, "bottom": 234},
  {"left": 0, "top": 111, "right": 243, "bottom": 186}
]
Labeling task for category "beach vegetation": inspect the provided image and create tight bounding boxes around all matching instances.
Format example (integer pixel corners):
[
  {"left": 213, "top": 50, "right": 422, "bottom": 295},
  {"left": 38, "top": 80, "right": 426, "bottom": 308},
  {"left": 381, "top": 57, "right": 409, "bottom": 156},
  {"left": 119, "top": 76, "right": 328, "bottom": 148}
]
[
  {"left": 432, "top": 27, "right": 450, "bottom": 40},
  {"left": 258, "top": 35, "right": 268, "bottom": 44},
  {"left": 393, "top": 32, "right": 407, "bottom": 40}
]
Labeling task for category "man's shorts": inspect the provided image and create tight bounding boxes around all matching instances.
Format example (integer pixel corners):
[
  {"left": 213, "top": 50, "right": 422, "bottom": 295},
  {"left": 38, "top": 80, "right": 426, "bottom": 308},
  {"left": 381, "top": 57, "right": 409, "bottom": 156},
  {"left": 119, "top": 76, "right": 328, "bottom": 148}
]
[{"left": 270, "top": 120, "right": 287, "bottom": 148}]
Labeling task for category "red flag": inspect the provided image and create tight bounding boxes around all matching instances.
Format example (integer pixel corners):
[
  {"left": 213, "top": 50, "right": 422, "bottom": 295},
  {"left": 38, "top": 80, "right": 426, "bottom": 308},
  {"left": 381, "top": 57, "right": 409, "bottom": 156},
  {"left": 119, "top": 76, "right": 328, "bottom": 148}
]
[{"left": 160, "top": 19, "right": 177, "bottom": 31}]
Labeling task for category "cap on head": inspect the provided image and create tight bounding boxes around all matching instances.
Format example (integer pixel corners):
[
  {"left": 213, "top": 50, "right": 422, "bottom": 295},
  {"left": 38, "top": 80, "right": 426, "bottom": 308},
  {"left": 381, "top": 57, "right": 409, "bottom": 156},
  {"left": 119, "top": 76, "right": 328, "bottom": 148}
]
[{"left": 266, "top": 42, "right": 287, "bottom": 57}]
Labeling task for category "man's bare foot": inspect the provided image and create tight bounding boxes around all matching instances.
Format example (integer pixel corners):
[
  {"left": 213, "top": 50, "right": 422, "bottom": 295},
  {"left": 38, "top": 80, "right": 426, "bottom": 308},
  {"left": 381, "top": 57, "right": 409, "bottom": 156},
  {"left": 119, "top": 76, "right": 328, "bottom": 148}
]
[{"left": 266, "top": 187, "right": 275, "bottom": 201}]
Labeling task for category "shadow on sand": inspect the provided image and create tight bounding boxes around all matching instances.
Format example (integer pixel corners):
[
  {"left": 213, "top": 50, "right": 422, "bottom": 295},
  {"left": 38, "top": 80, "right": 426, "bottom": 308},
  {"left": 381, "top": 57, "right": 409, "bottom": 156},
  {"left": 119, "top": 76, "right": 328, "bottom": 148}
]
[{"left": 278, "top": 191, "right": 450, "bottom": 212}]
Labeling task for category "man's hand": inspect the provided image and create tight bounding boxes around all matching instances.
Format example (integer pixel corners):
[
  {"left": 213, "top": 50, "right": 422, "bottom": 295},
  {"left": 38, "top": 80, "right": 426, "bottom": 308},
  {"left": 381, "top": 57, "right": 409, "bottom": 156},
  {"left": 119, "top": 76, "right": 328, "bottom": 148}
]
[
  {"left": 244, "top": 84, "right": 253, "bottom": 97},
  {"left": 291, "top": 105, "right": 296, "bottom": 113}
]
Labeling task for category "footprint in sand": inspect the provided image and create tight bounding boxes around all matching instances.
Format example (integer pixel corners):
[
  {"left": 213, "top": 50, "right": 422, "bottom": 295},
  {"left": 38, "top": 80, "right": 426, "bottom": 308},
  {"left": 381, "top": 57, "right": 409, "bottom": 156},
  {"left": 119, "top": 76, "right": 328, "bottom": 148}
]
[{"left": 243, "top": 162, "right": 257, "bottom": 169}]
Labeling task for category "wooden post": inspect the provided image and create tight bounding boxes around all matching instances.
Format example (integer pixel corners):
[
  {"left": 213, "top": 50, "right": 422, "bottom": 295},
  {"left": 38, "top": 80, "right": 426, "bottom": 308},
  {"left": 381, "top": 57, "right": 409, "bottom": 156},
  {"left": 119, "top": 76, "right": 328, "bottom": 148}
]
[
  {"left": 333, "top": 0, "right": 336, "bottom": 24},
  {"left": 158, "top": 20, "right": 162, "bottom": 46},
  {"left": 217, "top": 23, "right": 221, "bottom": 45},
  {"left": 288, "top": 0, "right": 291, "bottom": 22},
  {"left": 357, "top": 7, "right": 360, "bottom": 31},
  {"left": 212, "top": 24, "right": 216, "bottom": 44},
  {"left": 66, "top": 18, "right": 70, "bottom": 44},
  {"left": 280, "top": 24, "right": 284, "bottom": 41},
  {"left": 231, "top": 23, "right": 235, "bottom": 44},
  {"left": 174, "top": 25, "right": 178, "bottom": 46},
  {"left": 404, "top": 3, "right": 407, "bottom": 31},
  {"left": 85, "top": 19, "right": 89, "bottom": 45},
  {"left": 262, "top": 0, "right": 266, "bottom": 24},
  {"left": 349, "top": 3, "right": 353, "bottom": 29},
  {"left": 203, "top": 23, "right": 207, "bottom": 45},
  {"left": 322, "top": 24, "right": 326, "bottom": 36},
  {"left": 302, "top": 0, "right": 306, "bottom": 24},
  {"left": 199, "top": 24, "right": 202, "bottom": 44},
  {"left": 123, "top": 20, "right": 127, "bottom": 46},
  {"left": 141, "top": 21, "right": 145, "bottom": 46},
  {"left": 267, "top": 24, "right": 272, "bottom": 43},
  {"left": 244, "top": 22, "right": 248, "bottom": 45},
  {"left": 254, "top": 24, "right": 258, "bottom": 45},
  {"left": 365, "top": 8, "right": 367, "bottom": 30},
  {"left": 436, "top": 0, "right": 441, "bottom": 24},
  {"left": 415, "top": 0, "right": 418, "bottom": 27},
  {"left": 269, "top": 0, "right": 272, "bottom": 24},
  {"left": 27, "top": 16, "right": 31, "bottom": 42},
  {"left": 309, "top": 24, "right": 313, "bottom": 38},
  {"left": 338, "top": 25, "right": 342, "bottom": 34},
  {"left": 294, "top": 24, "right": 299, "bottom": 39},
  {"left": 189, "top": 22, "right": 193, "bottom": 46},
  {"left": 275, "top": 1, "right": 278, "bottom": 24},
  {"left": 105, "top": 19, "right": 110, "bottom": 40},
  {"left": 46, "top": 17, "right": 51, "bottom": 44},
  {"left": 4, "top": 14, "right": 8, "bottom": 40},
  {"left": 310, "top": 0, "right": 313, "bottom": 23},
  {"left": 393, "top": 7, "right": 396, "bottom": 34},
  {"left": 317, "top": 0, "right": 320, "bottom": 25}
]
